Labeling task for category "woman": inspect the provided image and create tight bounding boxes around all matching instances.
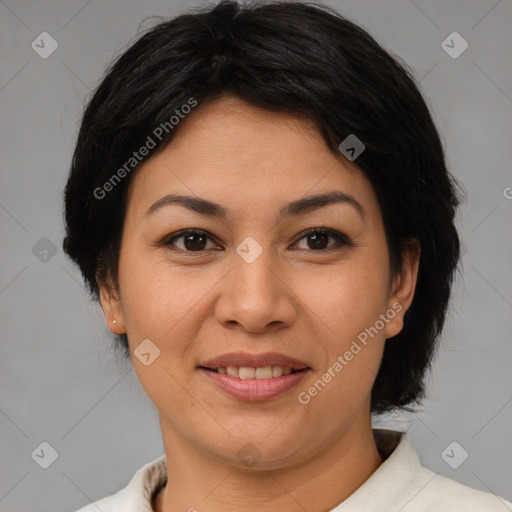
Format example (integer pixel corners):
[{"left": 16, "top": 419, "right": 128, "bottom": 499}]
[{"left": 63, "top": 1, "right": 511, "bottom": 510}]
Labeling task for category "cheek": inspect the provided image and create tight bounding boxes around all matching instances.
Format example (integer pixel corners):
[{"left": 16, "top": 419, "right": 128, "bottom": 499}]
[
  {"left": 312, "top": 252, "right": 390, "bottom": 344},
  {"left": 117, "top": 245, "right": 204, "bottom": 339},
  {"left": 301, "top": 245, "right": 390, "bottom": 403},
  {"left": 116, "top": 247, "right": 201, "bottom": 411}
]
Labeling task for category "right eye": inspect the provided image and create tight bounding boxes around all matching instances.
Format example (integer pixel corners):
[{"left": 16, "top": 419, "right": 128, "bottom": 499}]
[{"left": 163, "top": 229, "right": 220, "bottom": 253}]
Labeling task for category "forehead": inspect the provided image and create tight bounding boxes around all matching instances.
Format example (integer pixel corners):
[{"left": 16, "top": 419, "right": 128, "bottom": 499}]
[{"left": 124, "top": 95, "right": 380, "bottom": 225}]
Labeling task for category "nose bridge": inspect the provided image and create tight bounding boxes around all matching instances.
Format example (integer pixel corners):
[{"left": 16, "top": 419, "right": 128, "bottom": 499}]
[
  {"left": 216, "top": 234, "right": 295, "bottom": 331},
  {"left": 232, "top": 234, "right": 279, "bottom": 300}
]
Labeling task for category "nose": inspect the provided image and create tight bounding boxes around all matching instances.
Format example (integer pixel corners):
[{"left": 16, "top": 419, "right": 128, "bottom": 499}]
[{"left": 214, "top": 240, "right": 297, "bottom": 334}]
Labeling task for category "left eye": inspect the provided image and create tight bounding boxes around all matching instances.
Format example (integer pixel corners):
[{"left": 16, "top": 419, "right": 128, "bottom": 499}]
[
  {"left": 293, "top": 229, "right": 351, "bottom": 251},
  {"left": 163, "top": 229, "right": 351, "bottom": 253}
]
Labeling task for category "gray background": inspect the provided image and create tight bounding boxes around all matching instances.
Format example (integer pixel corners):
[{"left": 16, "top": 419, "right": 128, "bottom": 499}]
[{"left": 0, "top": 0, "right": 511, "bottom": 510}]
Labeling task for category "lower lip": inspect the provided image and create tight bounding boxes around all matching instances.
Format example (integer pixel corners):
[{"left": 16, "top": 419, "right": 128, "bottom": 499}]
[{"left": 199, "top": 368, "right": 310, "bottom": 401}]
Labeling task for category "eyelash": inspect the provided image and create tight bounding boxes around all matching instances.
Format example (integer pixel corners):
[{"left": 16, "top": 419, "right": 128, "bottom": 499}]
[{"left": 162, "top": 228, "right": 353, "bottom": 255}]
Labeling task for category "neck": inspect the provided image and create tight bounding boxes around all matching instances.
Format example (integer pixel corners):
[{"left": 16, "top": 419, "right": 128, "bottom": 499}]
[{"left": 153, "top": 411, "right": 383, "bottom": 512}]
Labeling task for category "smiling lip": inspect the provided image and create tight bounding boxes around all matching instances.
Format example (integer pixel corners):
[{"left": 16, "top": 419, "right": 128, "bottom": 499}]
[
  {"left": 200, "top": 351, "right": 310, "bottom": 371},
  {"left": 198, "top": 351, "right": 311, "bottom": 401},
  {"left": 199, "top": 367, "right": 310, "bottom": 401}
]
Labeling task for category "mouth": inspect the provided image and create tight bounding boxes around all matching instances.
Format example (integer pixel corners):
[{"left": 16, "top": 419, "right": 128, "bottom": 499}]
[
  {"left": 198, "top": 352, "right": 311, "bottom": 401},
  {"left": 199, "top": 366, "right": 307, "bottom": 379},
  {"left": 199, "top": 351, "right": 311, "bottom": 376}
]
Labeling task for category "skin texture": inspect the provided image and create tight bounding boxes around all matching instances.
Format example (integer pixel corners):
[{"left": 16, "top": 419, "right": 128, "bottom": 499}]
[{"left": 99, "top": 94, "right": 420, "bottom": 512}]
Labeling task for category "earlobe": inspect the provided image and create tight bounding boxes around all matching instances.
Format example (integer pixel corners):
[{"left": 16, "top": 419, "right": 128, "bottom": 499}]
[
  {"left": 384, "top": 300, "right": 404, "bottom": 339},
  {"left": 385, "top": 240, "right": 421, "bottom": 339},
  {"left": 98, "top": 281, "right": 126, "bottom": 334}
]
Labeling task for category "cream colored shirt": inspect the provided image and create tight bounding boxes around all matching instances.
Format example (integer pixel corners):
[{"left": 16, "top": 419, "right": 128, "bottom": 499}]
[{"left": 74, "top": 429, "right": 512, "bottom": 511}]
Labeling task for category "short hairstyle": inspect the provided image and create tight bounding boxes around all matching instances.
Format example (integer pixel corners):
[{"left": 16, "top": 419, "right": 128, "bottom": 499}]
[{"left": 62, "top": 0, "right": 463, "bottom": 414}]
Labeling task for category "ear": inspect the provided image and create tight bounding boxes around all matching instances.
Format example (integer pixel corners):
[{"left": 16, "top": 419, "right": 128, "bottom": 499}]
[
  {"left": 98, "top": 275, "right": 126, "bottom": 335},
  {"left": 385, "top": 239, "right": 421, "bottom": 339}
]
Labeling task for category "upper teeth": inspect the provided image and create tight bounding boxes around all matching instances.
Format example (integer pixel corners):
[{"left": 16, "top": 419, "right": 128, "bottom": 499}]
[{"left": 216, "top": 366, "right": 294, "bottom": 379}]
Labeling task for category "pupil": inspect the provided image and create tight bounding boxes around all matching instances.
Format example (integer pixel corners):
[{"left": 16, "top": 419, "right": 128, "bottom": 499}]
[
  {"left": 309, "top": 232, "right": 328, "bottom": 250},
  {"left": 185, "top": 234, "right": 206, "bottom": 251}
]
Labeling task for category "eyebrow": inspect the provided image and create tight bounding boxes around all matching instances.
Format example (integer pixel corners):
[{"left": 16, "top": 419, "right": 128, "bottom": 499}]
[{"left": 145, "top": 191, "right": 366, "bottom": 220}]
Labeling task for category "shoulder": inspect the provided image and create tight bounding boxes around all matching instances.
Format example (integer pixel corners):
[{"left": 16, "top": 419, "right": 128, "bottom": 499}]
[
  {"left": 406, "top": 465, "right": 512, "bottom": 511},
  {"left": 72, "top": 482, "right": 129, "bottom": 512},
  {"left": 343, "top": 429, "right": 512, "bottom": 512},
  {"left": 71, "top": 454, "right": 167, "bottom": 512},
  {"left": 73, "top": 493, "right": 121, "bottom": 512}
]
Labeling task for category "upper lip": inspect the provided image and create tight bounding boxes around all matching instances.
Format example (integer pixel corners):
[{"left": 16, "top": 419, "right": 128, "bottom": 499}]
[{"left": 200, "top": 352, "right": 310, "bottom": 370}]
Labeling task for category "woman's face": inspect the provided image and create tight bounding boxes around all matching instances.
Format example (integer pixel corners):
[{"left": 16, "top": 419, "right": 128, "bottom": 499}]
[{"left": 100, "top": 94, "right": 418, "bottom": 469}]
